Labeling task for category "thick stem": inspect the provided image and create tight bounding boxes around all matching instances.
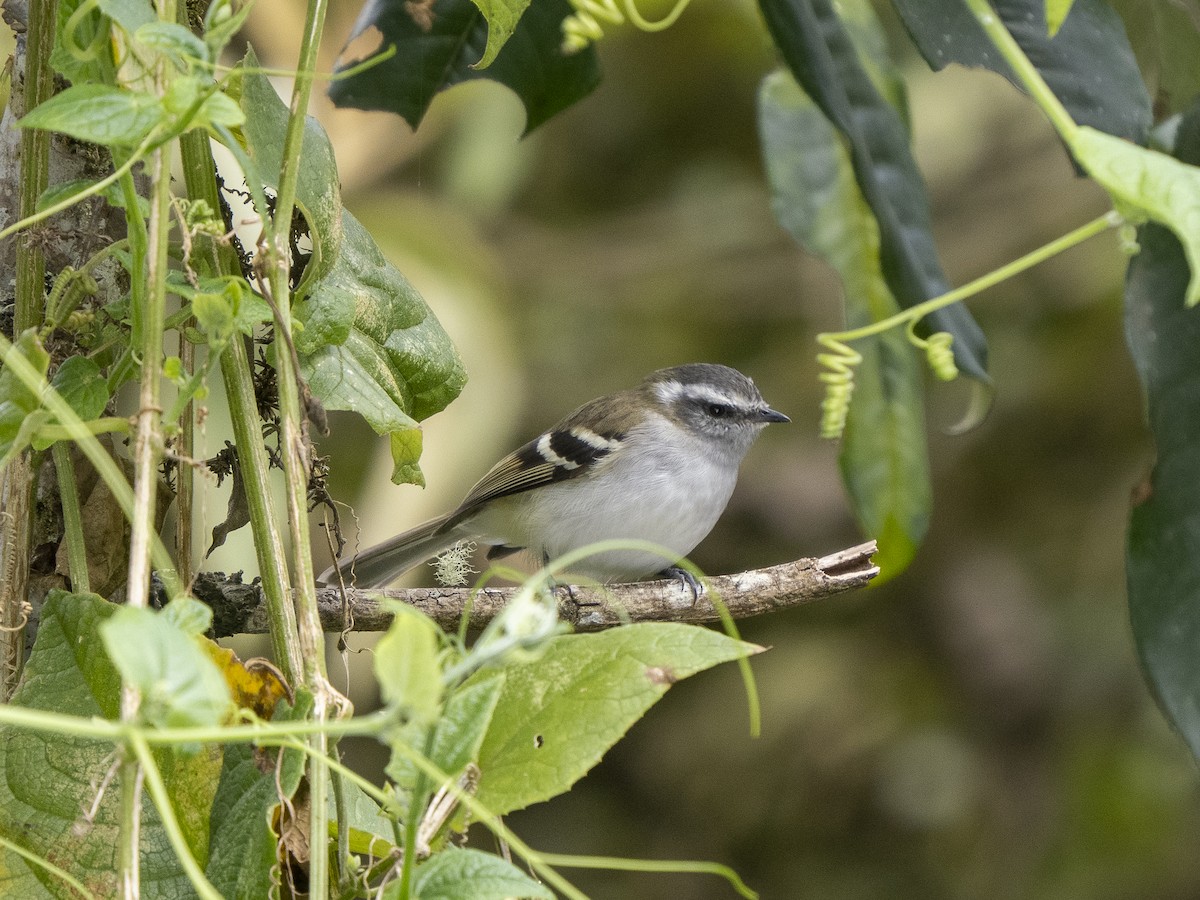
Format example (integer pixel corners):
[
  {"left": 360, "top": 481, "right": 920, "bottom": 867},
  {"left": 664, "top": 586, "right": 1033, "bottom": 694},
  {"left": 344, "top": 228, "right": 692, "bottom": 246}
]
[
  {"left": 52, "top": 443, "right": 90, "bottom": 593},
  {"left": 266, "top": 0, "right": 342, "bottom": 893},
  {"left": 1, "top": 0, "right": 59, "bottom": 700},
  {"left": 177, "top": 129, "right": 304, "bottom": 683}
]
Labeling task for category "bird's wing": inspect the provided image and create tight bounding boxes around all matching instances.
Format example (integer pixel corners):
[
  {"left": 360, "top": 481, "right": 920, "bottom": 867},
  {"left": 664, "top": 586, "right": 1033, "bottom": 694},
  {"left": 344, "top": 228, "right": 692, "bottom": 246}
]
[{"left": 446, "top": 397, "right": 631, "bottom": 524}]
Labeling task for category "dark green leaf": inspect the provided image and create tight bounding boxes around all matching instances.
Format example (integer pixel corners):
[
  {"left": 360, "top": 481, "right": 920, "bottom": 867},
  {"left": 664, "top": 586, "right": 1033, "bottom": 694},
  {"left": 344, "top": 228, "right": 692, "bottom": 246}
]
[
  {"left": 409, "top": 848, "right": 554, "bottom": 899},
  {"left": 1109, "top": 0, "right": 1200, "bottom": 116},
  {"left": 759, "top": 69, "right": 931, "bottom": 578},
  {"left": 205, "top": 694, "right": 310, "bottom": 897},
  {"left": 1125, "top": 223, "right": 1200, "bottom": 759},
  {"left": 329, "top": 0, "right": 600, "bottom": 134},
  {"left": 1124, "top": 103, "right": 1200, "bottom": 761},
  {"left": 297, "top": 210, "right": 466, "bottom": 485},
  {"left": 891, "top": 0, "right": 1151, "bottom": 144},
  {"left": 0, "top": 593, "right": 211, "bottom": 896},
  {"left": 474, "top": 624, "right": 761, "bottom": 815},
  {"left": 757, "top": 0, "right": 989, "bottom": 380},
  {"left": 18, "top": 84, "right": 163, "bottom": 148}
]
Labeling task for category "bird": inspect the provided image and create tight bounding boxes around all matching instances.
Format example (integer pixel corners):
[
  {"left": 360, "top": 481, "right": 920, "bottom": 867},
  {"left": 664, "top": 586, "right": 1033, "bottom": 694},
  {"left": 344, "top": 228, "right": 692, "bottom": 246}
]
[{"left": 318, "top": 363, "right": 788, "bottom": 589}]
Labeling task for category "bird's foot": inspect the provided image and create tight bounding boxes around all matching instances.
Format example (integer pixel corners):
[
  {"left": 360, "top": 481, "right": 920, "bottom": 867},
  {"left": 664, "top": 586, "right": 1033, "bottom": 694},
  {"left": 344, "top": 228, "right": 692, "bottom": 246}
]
[{"left": 659, "top": 565, "right": 703, "bottom": 602}]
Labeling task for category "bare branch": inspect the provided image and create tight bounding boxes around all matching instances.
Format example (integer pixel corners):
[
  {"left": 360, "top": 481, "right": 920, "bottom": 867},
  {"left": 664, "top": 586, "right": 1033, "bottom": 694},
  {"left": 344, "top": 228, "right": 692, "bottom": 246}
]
[{"left": 195, "top": 542, "right": 878, "bottom": 638}]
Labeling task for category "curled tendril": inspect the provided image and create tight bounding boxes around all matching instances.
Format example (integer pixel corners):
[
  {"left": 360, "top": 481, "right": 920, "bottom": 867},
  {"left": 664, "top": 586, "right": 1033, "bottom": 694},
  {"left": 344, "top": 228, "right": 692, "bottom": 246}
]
[
  {"left": 561, "top": 0, "right": 694, "bottom": 54},
  {"left": 816, "top": 333, "right": 863, "bottom": 440},
  {"left": 907, "top": 324, "right": 959, "bottom": 382}
]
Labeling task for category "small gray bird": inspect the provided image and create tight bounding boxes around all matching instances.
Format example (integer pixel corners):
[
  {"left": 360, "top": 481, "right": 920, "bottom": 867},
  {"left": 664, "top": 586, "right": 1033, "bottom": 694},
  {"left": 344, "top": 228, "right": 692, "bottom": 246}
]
[{"left": 319, "top": 363, "right": 788, "bottom": 588}]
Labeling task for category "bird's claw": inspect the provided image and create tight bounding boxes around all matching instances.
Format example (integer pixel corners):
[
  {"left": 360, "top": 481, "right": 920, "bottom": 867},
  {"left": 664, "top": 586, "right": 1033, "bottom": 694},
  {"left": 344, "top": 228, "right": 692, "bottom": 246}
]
[{"left": 659, "top": 565, "right": 703, "bottom": 602}]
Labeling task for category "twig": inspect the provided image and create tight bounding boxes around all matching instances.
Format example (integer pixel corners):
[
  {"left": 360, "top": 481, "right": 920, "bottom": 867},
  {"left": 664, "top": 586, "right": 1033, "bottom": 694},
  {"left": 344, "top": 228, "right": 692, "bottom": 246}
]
[{"left": 196, "top": 541, "right": 879, "bottom": 638}]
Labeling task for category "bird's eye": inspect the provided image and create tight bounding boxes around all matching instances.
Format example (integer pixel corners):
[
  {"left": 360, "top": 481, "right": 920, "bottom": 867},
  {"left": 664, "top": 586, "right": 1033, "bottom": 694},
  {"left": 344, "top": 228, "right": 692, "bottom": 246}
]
[{"left": 707, "top": 403, "right": 730, "bottom": 418}]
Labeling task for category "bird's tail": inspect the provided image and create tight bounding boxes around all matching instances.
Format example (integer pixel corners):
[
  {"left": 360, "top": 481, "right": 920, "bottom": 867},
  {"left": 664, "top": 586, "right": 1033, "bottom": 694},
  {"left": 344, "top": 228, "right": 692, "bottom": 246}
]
[{"left": 317, "top": 515, "right": 464, "bottom": 588}]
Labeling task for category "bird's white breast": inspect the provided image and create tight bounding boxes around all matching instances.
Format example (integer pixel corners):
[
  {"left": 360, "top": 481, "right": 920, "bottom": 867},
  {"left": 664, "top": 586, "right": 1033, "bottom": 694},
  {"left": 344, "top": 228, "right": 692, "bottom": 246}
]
[{"left": 500, "top": 413, "right": 741, "bottom": 581}]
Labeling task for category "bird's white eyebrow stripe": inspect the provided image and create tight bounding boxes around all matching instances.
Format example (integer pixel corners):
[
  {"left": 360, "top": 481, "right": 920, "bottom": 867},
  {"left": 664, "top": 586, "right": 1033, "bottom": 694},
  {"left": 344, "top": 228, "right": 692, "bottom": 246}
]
[
  {"left": 654, "top": 379, "right": 684, "bottom": 405},
  {"left": 680, "top": 384, "right": 742, "bottom": 407}
]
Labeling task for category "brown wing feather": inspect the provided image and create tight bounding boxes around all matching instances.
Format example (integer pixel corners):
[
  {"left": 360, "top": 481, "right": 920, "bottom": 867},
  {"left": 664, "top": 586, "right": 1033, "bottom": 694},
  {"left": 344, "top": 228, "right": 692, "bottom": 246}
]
[{"left": 442, "top": 394, "right": 635, "bottom": 528}]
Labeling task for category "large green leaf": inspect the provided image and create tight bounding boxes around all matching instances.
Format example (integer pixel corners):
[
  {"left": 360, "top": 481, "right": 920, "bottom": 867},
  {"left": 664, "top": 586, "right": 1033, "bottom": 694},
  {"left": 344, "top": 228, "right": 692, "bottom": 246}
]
[
  {"left": 1124, "top": 104, "right": 1200, "bottom": 761},
  {"left": 759, "top": 68, "right": 930, "bottom": 579},
  {"left": 473, "top": 624, "right": 761, "bottom": 815},
  {"left": 0, "top": 593, "right": 215, "bottom": 898},
  {"left": 205, "top": 695, "right": 309, "bottom": 898},
  {"left": 891, "top": 0, "right": 1151, "bottom": 144},
  {"left": 235, "top": 50, "right": 342, "bottom": 287},
  {"left": 328, "top": 0, "right": 600, "bottom": 134},
  {"left": 18, "top": 84, "right": 164, "bottom": 148},
  {"left": 407, "top": 848, "right": 554, "bottom": 899},
  {"left": 757, "top": 0, "right": 988, "bottom": 381},
  {"left": 296, "top": 210, "right": 466, "bottom": 485}
]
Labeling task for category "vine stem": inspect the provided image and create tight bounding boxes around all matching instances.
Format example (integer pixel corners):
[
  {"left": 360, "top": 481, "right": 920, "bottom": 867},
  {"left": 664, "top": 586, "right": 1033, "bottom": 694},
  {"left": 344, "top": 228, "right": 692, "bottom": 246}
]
[
  {"left": 260, "top": 0, "right": 345, "bottom": 892},
  {"left": 817, "top": 211, "right": 1121, "bottom": 347},
  {"left": 52, "top": 443, "right": 90, "bottom": 592},
  {"left": 960, "top": 0, "right": 1080, "bottom": 141}
]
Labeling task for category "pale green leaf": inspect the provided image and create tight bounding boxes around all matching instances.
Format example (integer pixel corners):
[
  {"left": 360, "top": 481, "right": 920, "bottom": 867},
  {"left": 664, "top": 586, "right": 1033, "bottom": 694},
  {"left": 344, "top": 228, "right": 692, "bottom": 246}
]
[
  {"left": 474, "top": 624, "right": 761, "bottom": 815},
  {"left": 375, "top": 605, "right": 443, "bottom": 723},
  {"left": 100, "top": 606, "right": 232, "bottom": 728},
  {"left": 18, "top": 84, "right": 162, "bottom": 148},
  {"left": 0, "top": 330, "right": 50, "bottom": 467},
  {"left": 135, "top": 20, "right": 210, "bottom": 67},
  {"left": 1046, "top": 0, "right": 1076, "bottom": 36},
  {"left": 1072, "top": 125, "right": 1200, "bottom": 304},
  {"left": 466, "top": 0, "right": 532, "bottom": 69}
]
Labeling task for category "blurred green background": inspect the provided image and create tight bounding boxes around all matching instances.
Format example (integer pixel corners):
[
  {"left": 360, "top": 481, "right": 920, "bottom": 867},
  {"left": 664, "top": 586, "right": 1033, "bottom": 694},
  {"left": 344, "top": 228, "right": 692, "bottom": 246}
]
[{"left": 230, "top": 1, "right": 1200, "bottom": 897}]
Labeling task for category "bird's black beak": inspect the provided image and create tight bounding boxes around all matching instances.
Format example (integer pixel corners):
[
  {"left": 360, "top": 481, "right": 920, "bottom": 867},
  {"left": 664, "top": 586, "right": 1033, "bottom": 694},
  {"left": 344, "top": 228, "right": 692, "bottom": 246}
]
[{"left": 758, "top": 406, "right": 790, "bottom": 424}]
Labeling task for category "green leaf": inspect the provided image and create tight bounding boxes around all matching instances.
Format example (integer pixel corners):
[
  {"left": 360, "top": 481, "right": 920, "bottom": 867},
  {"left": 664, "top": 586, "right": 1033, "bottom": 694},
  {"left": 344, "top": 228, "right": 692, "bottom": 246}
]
[
  {"left": 205, "top": 694, "right": 309, "bottom": 897},
  {"left": 0, "top": 329, "right": 50, "bottom": 468},
  {"left": 473, "top": 624, "right": 761, "bottom": 815},
  {"left": 1125, "top": 223, "right": 1200, "bottom": 759},
  {"left": 49, "top": 355, "right": 109, "bottom": 422},
  {"left": 386, "top": 674, "right": 505, "bottom": 817},
  {"left": 100, "top": 606, "right": 232, "bottom": 728},
  {"left": 135, "top": 20, "right": 210, "bottom": 67},
  {"left": 892, "top": 0, "right": 1151, "bottom": 144},
  {"left": 408, "top": 847, "right": 554, "bottom": 900},
  {"left": 328, "top": 780, "right": 399, "bottom": 858},
  {"left": 236, "top": 49, "right": 342, "bottom": 287},
  {"left": 1109, "top": 0, "right": 1200, "bottom": 116},
  {"left": 467, "top": 0, "right": 532, "bottom": 69},
  {"left": 95, "top": 0, "right": 155, "bottom": 33},
  {"left": 375, "top": 605, "right": 444, "bottom": 723},
  {"left": 161, "top": 595, "right": 215, "bottom": 636},
  {"left": 760, "top": 69, "right": 930, "bottom": 578},
  {"left": 329, "top": 0, "right": 600, "bottom": 134},
  {"left": 0, "top": 593, "right": 212, "bottom": 896},
  {"left": 194, "top": 288, "right": 237, "bottom": 341},
  {"left": 1125, "top": 103, "right": 1200, "bottom": 761},
  {"left": 18, "top": 83, "right": 163, "bottom": 148},
  {"left": 297, "top": 210, "right": 466, "bottom": 485},
  {"left": 1070, "top": 125, "right": 1200, "bottom": 304},
  {"left": 757, "top": 0, "right": 989, "bottom": 381},
  {"left": 1045, "top": 0, "right": 1075, "bottom": 36}
]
